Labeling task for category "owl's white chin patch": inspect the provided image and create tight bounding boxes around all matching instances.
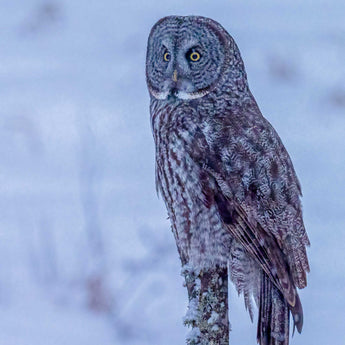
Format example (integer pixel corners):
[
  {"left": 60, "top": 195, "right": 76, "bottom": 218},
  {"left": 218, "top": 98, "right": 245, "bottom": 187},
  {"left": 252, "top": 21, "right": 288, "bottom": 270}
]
[
  {"left": 150, "top": 88, "right": 210, "bottom": 101},
  {"left": 150, "top": 89, "right": 170, "bottom": 100},
  {"left": 177, "top": 89, "right": 210, "bottom": 100}
]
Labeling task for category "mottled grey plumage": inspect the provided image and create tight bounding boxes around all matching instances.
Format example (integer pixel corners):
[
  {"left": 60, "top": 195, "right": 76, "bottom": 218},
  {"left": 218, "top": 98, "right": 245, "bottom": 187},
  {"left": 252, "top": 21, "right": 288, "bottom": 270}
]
[{"left": 146, "top": 15, "right": 310, "bottom": 345}]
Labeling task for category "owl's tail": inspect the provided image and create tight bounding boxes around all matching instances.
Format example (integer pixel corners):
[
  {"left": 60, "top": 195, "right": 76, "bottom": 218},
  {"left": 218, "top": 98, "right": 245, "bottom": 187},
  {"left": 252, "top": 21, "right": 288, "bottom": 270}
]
[{"left": 257, "top": 272, "right": 303, "bottom": 345}]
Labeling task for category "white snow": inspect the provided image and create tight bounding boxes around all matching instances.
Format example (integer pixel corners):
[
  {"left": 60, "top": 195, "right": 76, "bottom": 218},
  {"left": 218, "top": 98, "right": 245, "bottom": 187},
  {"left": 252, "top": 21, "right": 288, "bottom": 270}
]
[
  {"left": 0, "top": 0, "right": 344, "bottom": 345},
  {"left": 211, "top": 324, "right": 219, "bottom": 332},
  {"left": 186, "top": 327, "right": 201, "bottom": 342},
  {"left": 208, "top": 311, "right": 219, "bottom": 324},
  {"left": 184, "top": 297, "right": 200, "bottom": 324}
]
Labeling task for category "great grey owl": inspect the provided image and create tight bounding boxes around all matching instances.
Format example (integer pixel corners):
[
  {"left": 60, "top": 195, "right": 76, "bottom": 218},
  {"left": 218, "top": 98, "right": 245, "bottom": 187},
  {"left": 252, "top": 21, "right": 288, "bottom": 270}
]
[{"left": 146, "top": 15, "right": 310, "bottom": 345}]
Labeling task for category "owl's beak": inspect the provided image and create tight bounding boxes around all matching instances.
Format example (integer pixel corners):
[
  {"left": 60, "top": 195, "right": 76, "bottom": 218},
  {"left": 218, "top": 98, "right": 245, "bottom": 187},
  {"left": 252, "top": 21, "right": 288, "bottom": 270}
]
[{"left": 172, "top": 70, "right": 178, "bottom": 82}]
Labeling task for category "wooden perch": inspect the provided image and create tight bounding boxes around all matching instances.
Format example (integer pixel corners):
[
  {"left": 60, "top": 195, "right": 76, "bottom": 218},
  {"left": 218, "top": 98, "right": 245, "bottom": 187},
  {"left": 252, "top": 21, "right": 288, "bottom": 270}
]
[{"left": 182, "top": 265, "right": 229, "bottom": 345}]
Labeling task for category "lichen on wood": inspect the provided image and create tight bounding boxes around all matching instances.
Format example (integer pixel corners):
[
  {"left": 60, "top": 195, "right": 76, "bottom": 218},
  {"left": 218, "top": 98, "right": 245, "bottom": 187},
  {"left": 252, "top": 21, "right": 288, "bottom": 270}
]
[{"left": 182, "top": 265, "right": 230, "bottom": 345}]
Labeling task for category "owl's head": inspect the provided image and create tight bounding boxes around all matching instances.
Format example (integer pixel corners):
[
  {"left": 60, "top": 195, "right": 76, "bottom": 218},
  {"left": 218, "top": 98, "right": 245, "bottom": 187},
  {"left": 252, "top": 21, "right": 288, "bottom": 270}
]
[{"left": 146, "top": 16, "right": 246, "bottom": 101}]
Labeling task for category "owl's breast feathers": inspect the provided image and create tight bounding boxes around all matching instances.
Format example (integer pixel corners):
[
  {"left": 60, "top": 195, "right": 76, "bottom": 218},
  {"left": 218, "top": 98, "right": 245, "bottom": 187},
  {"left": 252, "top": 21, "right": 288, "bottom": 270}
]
[{"left": 152, "top": 97, "right": 309, "bottom": 331}]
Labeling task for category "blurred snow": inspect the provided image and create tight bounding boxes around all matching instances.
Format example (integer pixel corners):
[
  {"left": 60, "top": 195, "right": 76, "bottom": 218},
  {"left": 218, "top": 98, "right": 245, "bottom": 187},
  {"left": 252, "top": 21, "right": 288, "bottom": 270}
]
[{"left": 0, "top": 0, "right": 344, "bottom": 344}]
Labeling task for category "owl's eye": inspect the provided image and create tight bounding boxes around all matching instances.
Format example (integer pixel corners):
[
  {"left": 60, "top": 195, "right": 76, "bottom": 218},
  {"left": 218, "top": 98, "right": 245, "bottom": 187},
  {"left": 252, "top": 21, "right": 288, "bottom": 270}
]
[
  {"left": 163, "top": 52, "right": 171, "bottom": 62},
  {"left": 187, "top": 49, "right": 201, "bottom": 62}
]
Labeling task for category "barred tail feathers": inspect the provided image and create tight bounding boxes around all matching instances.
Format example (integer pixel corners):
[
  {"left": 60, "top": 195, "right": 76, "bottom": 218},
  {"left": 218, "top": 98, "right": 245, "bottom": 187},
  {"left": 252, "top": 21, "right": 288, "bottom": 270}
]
[{"left": 257, "top": 272, "right": 290, "bottom": 345}]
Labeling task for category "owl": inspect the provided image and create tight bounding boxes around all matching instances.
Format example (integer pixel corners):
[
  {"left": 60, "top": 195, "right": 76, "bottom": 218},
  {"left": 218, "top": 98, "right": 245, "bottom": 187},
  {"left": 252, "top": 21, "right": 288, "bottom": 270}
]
[{"left": 146, "top": 16, "right": 309, "bottom": 345}]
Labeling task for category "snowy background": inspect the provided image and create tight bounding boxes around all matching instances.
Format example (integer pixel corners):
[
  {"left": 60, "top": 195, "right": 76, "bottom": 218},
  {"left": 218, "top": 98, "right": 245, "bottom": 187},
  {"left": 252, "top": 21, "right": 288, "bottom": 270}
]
[{"left": 1, "top": 0, "right": 345, "bottom": 344}]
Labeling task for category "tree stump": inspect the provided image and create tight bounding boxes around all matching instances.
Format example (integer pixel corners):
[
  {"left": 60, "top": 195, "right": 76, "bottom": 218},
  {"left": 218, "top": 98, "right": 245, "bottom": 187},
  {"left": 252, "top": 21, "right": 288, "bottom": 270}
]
[{"left": 182, "top": 265, "right": 229, "bottom": 345}]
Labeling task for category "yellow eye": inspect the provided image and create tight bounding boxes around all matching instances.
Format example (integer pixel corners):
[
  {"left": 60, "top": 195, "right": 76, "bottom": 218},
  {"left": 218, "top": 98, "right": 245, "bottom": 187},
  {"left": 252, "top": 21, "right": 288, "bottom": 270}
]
[
  {"left": 163, "top": 52, "right": 171, "bottom": 62},
  {"left": 190, "top": 51, "right": 201, "bottom": 62}
]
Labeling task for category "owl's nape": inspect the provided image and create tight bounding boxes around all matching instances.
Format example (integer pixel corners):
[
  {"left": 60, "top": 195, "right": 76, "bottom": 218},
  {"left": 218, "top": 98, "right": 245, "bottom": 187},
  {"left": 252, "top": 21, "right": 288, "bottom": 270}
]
[
  {"left": 146, "top": 16, "right": 231, "bottom": 101},
  {"left": 147, "top": 15, "right": 309, "bottom": 345}
]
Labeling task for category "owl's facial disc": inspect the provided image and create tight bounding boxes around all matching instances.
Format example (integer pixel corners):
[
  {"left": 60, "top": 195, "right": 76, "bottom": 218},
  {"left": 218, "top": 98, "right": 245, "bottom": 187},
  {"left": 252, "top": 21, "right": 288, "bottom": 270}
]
[{"left": 146, "top": 16, "right": 227, "bottom": 101}]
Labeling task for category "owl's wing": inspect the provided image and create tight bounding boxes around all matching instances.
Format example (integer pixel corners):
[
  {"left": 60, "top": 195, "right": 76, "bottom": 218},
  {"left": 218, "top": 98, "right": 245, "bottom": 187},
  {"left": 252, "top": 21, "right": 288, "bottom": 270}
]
[
  {"left": 204, "top": 164, "right": 298, "bottom": 302},
  {"left": 205, "top": 163, "right": 306, "bottom": 334},
  {"left": 189, "top": 110, "right": 309, "bottom": 331}
]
